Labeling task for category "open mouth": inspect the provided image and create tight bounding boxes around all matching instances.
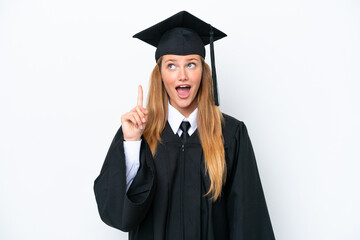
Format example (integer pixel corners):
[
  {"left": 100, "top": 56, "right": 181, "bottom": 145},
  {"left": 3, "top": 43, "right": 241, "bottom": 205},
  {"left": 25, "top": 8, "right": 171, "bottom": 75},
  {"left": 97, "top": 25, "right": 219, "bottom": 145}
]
[{"left": 176, "top": 85, "right": 191, "bottom": 98}]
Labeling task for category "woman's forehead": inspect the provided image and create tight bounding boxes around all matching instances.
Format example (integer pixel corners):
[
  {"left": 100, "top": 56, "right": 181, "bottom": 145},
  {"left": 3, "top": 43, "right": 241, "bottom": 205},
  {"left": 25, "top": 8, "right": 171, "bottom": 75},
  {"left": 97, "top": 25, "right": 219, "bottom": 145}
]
[{"left": 162, "top": 54, "right": 201, "bottom": 62}]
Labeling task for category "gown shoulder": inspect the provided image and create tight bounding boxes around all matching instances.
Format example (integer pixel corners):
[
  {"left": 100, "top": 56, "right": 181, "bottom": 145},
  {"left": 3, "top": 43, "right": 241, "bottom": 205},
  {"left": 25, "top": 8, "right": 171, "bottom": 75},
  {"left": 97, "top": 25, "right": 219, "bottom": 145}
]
[{"left": 221, "top": 113, "right": 247, "bottom": 147}]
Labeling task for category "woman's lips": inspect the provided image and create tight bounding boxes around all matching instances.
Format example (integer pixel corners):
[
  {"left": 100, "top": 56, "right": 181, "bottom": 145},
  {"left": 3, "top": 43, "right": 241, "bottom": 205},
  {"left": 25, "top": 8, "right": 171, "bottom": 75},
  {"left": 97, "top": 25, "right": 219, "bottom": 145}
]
[{"left": 176, "top": 86, "right": 191, "bottom": 98}]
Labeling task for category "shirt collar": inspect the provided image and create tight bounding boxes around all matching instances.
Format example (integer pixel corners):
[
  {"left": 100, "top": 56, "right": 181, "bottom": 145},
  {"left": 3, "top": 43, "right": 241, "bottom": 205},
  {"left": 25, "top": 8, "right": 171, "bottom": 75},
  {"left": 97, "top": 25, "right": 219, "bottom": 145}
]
[{"left": 167, "top": 102, "right": 198, "bottom": 136}]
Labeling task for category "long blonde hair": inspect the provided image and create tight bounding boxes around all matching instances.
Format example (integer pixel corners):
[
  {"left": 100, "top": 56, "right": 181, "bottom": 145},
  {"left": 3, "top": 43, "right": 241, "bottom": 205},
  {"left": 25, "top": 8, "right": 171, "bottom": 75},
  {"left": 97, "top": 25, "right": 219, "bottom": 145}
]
[{"left": 143, "top": 57, "right": 226, "bottom": 201}]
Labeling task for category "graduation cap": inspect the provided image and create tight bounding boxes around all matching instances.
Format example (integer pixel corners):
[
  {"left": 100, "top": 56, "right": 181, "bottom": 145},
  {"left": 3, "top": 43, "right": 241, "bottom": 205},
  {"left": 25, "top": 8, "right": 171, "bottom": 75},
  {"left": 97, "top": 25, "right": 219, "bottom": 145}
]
[{"left": 133, "top": 11, "right": 227, "bottom": 106}]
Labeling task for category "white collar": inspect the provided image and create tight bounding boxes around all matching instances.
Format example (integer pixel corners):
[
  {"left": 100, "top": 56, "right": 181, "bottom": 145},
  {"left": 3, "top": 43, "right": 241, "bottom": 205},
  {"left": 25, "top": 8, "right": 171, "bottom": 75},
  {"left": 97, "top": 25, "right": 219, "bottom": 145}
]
[{"left": 167, "top": 102, "right": 198, "bottom": 136}]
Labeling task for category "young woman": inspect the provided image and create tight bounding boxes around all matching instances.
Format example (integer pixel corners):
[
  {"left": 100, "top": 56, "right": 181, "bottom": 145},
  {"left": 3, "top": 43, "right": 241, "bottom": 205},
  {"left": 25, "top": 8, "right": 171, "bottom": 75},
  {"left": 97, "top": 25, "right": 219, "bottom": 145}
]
[{"left": 94, "top": 11, "right": 275, "bottom": 240}]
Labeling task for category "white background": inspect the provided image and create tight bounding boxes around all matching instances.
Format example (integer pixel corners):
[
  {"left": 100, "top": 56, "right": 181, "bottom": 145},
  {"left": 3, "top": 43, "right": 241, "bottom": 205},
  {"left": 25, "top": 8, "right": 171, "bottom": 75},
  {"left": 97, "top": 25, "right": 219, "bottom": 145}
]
[{"left": 1, "top": 0, "right": 359, "bottom": 239}]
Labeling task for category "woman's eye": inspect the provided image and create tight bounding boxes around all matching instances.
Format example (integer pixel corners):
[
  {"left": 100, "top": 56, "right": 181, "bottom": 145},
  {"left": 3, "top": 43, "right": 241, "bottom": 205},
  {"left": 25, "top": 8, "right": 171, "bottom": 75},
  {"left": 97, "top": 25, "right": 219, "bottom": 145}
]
[
  {"left": 168, "top": 64, "right": 175, "bottom": 70},
  {"left": 188, "top": 63, "right": 195, "bottom": 69}
]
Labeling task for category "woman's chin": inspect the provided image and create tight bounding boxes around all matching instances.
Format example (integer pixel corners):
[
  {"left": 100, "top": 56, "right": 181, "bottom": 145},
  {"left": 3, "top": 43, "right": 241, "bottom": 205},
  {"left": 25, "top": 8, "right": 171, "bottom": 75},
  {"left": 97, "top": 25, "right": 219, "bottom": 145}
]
[{"left": 173, "top": 99, "right": 197, "bottom": 112}]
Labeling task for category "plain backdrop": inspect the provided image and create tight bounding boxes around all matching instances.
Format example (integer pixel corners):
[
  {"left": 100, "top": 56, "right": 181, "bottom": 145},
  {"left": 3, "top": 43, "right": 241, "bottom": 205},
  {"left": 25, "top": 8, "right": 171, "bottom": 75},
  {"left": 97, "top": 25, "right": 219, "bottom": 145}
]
[{"left": 1, "top": 0, "right": 359, "bottom": 239}]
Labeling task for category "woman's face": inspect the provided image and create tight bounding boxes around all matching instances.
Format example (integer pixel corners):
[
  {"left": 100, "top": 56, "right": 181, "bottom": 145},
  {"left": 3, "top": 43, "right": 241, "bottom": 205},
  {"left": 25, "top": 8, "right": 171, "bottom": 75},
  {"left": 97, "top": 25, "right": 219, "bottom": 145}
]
[{"left": 161, "top": 54, "right": 202, "bottom": 117}]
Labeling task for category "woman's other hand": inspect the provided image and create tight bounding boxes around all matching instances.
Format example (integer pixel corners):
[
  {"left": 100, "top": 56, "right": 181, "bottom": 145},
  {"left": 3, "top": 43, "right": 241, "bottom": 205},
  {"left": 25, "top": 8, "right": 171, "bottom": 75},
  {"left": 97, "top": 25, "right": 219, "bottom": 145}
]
[{"left": 121, "top": 85, "right": 148, "bottom": 141}]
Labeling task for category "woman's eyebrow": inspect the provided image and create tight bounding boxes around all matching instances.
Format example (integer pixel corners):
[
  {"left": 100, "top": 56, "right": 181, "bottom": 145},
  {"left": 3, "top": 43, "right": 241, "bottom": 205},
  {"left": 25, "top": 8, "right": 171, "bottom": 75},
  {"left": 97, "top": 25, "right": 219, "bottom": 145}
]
[
  {"left": 187, "top": 58, "right": 200, "bottom": 62},
  {"left": 164, "top": 59, "right": 176, "bottom": 63}
]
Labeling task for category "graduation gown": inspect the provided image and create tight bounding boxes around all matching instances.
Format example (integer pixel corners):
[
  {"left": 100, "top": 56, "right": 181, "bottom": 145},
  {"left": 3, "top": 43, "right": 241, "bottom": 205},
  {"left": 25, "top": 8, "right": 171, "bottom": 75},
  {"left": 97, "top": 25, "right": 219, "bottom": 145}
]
[{"left": 94, "top": 114, "right": 275, "bottom": 239}]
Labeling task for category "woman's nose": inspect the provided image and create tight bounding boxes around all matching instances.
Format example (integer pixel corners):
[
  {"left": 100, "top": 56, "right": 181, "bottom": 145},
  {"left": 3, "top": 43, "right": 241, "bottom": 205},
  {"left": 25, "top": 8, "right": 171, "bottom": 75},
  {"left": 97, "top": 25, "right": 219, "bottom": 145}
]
[{"left": 178, "top": 67, "right": 188, "bottom": 81}]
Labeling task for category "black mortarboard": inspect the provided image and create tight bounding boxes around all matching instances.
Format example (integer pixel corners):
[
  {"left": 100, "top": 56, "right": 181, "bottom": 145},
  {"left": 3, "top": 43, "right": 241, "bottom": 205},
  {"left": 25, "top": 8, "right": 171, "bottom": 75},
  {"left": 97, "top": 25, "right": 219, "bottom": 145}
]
[{"left": 133, "top": 11, "right": 227, "bottom": 106}]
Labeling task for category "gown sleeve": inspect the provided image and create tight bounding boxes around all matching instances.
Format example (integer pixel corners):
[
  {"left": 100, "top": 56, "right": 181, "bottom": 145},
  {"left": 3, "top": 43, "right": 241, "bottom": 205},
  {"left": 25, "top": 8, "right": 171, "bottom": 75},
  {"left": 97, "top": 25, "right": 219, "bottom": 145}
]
[
  {"left": 93, "top": 126, "right": 156, "bottom": 232},
  {"left": 225, "top": 121, "right": 275, "bottom": 240}
]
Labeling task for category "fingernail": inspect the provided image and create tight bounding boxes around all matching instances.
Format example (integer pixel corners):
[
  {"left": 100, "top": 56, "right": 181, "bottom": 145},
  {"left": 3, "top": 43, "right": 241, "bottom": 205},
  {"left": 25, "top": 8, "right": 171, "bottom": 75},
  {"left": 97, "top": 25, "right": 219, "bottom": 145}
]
[{"left": 142, "top": 118, "right": 146, "bottom": 122}]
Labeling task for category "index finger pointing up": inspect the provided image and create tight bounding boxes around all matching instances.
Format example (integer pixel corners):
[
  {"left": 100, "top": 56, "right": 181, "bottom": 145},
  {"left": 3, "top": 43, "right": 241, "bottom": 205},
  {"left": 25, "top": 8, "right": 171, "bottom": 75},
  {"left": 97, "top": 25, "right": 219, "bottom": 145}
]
[{"left": 137, "top": 85, "right": 143, "bottom": 107}]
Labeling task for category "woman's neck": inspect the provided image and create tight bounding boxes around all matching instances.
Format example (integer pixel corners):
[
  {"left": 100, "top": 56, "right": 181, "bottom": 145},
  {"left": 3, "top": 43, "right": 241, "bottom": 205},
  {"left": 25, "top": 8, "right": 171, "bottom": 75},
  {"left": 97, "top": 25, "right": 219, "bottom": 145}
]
[{"left": 169, "top": 100, "right": 198, "bottom": 118}]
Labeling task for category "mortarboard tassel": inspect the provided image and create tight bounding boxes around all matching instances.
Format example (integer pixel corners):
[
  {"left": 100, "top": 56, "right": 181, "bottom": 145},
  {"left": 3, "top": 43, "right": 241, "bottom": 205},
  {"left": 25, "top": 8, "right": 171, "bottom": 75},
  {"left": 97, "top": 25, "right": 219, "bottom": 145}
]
[{"left": 209, "top": 25, "right": 219, "bottom": 106}]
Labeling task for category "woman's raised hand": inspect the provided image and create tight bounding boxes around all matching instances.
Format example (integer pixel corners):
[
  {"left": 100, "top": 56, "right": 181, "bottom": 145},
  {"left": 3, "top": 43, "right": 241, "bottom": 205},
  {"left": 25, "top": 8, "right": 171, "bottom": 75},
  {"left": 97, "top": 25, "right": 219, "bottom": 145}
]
[{"left": 121, "top": 85, "right": 148, "bottom": 141}]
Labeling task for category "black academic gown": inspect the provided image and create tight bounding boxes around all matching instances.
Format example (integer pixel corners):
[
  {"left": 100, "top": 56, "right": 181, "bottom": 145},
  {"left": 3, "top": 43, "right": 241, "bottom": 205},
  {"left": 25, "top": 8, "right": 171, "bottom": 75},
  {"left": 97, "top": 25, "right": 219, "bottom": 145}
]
[{"left": 94, "top": 114, "right": 275, "bottom": 240}]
